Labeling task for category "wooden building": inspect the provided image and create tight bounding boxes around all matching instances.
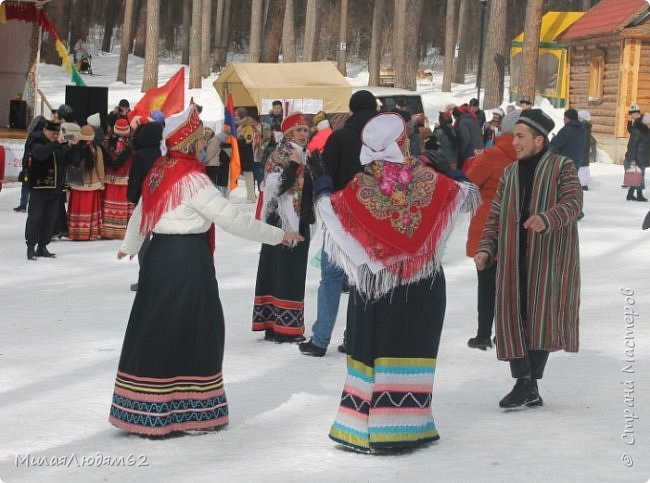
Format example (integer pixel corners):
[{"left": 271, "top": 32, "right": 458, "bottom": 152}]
[{"left": 559, "top": 0, "right": 650, "bottom": 163}]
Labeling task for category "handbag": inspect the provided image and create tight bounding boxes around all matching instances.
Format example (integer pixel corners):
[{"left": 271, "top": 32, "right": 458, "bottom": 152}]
[{"left": 624, "top": 167, "right": 643, "bottom": 188}]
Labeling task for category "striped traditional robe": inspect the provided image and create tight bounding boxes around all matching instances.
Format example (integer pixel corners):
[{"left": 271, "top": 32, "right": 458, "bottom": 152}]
[{"left": 478, "top": 150, "right": 582, "bottom": 360}]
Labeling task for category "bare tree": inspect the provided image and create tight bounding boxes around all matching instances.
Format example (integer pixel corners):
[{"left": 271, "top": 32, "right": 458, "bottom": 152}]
[
  {"left": 394, "top": 0, "right": 423, "bottom": 90},
  {"left": 214, "top": 0, "right": 232, "bottom": 69},
  {"left": 441, "top": 0, "right": 457, "bottom": 92},
  {"left": 249, "top": 0, "right": 264, "bottom": 62},
  {"left": 117, "top": 0, "right": 135, "bottom": 83},
  {"left": 261, "top": 0, "right": 285, "bottom": 62},
  {"left": 212, "top": 0, "right": 225, "bottom": 71},
  {"left": 142, "top": 0, "right": 160, "bottom": 92},
  {"left": 482, "top": 0, "right": 507, "bottom": 108},
  {"left": 181, "top": 1, "right": 191, "bottom": 65},
  {"left": 189, "top": 0, "right": 202, "bottom": 89},
  {"left": 453, "top": 0, "right": 471, "bottom": 84},
  {"left": 133, "top": 0, "right": 147, "bottom": 58},
  {"left": 42, "top": 0, "right": 70, "bottom": 65},
  {"left": 337, "top": 0, "right": 349, "bottom": 75},
  {"left": 101, "top": 0, "right": 118, "bottom": 53},
  {"left": 368, "top": 0, "right": 386, "bottom": 86},
  {"left": 303, "top": 0, "right": 319, "bottom": 62},
  {"left": 518, "top": 0, "right": 544, "bottom": 103},
  {"left": 282, "top": 0, "right": 296, "bottom": 62},
  {"left": 201, "top": 0, "right": 212, "bottom": 77}
]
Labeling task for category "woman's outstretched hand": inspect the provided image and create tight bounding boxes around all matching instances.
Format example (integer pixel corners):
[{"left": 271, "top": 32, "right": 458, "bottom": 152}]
[{"left": 281, "top": 232, "right": 304, "bottom": 246}]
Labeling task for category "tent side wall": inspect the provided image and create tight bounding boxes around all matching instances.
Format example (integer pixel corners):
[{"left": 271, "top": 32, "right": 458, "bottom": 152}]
[{"left": 0, "top": 19, "right": 36, "bottom": 128}]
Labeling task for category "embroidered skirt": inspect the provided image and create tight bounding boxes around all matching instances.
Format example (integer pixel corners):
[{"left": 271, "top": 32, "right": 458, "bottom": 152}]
[
  {"left": 329, "top": 270, "right": 446, "bottom": 453},
  {"left": 252, "top": 234, "right": 310, "bottom": 337},
  {"left": 101, "top": 183, "right": 133, "bottom": 239},
  {"left": 67, "top": 189, "right": 103, "bottom": 240},
  {"left": 109, "top": 232, "right": 229, "bottom": 436}
]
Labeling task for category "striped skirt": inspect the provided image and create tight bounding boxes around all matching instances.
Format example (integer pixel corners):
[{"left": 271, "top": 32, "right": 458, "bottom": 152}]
[
  {"left": 109, "top": 232, "right": 228, "bottom": 436},
  {"left": 252, "top": 235, "right": 310, "bottom": 337},
  {"left": 329, "top": 271, "right": 446, "bottom": 453},
  {"left": 101, "top": 183, "right": 134, "bottom": 239},
  {"left": 67, "top": 189, "right": 103, "bottom": 241}
]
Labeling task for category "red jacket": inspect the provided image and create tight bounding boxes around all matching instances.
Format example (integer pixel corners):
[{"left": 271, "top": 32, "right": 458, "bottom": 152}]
[
  {"left": 465, "top": 133, "right": 517, "bottom": 257},
  {"left": 307, "top": 127, "right": 333, "bottom": 154}
]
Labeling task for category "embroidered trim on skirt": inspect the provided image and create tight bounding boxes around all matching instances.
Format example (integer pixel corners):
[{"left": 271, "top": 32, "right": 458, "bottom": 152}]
[
  {"left": 329, "top": 271, "right": 446, "bottom": 453},
  {"left": 67, "top": 189, "right": 103, "bottom": 240},
  {"left": 252, "top": 235, "right": 310, "bottom": 336},
  {"left": 109, "top": 232, "right": 228, "bottom": 435}
]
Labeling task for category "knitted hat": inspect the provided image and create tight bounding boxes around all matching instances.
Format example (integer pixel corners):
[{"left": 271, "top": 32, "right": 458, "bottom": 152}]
[
  {"left": 281, "top": 112, "right": 308, "bottom": 134},
  {"left": 501, "top": 109, "right": 522, "bottom": 134},
  {"left": 577, "top": 110, "right": 591, "bottom": 122},
  {"left": 469, "top": 98, "right": 479, "bottom": 107},
  {"left": 113, "top": 118, "right": 130, "bottom": 136},
  {"left": 118, "top": 99, "right": 130, "bottom": 108},
  {"left": 349, "top": 90, "right": 377, "bottom": 113},
  {"left": 629, "top": 103, "right": 641, "bottom": 113},
  {"left": 235, "top": 107, "right": 248, "bottom": 119},
  {"left": 57, "top": 104, "right": 74, "bottom": 122},
  {"left": 150, "top": 110, "right": 165, "bottom": 125},
  {"left": 360, "top": 112, "right": 406, "bottom": 166},
  {"left": 203, "top": 121, "right": 217, "bottom": 132},
  {"left": 86, "top": 113, "right": 101, "bottom": 128},
  {"left": 492, "top": 107, "right": 505, "bottom": 118},
  {"left": 564, "top": 108, "right": 579, "bottom": 121},
  {"left": 163, "top": 103, "right": 203, "bottom": 152},
  {"left": 515, "top": 108, "right": 555, "bottom": 137},
  {"left": 78, "top": 125, "right": 96, "bottom": 141}
]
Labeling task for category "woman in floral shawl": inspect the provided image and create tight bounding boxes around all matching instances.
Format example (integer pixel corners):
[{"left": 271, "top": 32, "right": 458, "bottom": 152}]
[
  {"left": 313, "top": 113, "right": 478, "bottom": 453},
  {"left": 252, "top": 113, "right": 315, "bottom": 343}
]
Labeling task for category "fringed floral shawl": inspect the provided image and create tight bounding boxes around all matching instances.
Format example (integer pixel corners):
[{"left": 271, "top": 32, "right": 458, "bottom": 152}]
[
  {"left": 140, "top": 151, "right": 211, "bottom": 236},
  {"left": 317, "top": 155, "right": 479, "bottom": 298},
  {"left": 260, "top": 139, "right": 308, "bottom": 232}
]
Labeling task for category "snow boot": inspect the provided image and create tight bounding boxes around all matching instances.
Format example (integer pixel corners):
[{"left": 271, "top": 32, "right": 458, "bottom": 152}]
[{"left": 499, "top": 378, "right": 542, "bottom": 409}]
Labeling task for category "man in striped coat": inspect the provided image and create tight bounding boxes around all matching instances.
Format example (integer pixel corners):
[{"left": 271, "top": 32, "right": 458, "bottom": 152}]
[{"left": 474, "top": 109, "right": 582, "bottom": 409}]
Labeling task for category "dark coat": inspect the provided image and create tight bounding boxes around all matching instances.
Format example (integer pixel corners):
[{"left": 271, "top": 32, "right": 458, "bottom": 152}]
[
  {"left": 627, "top": 120, "right": 650, "bottom": 168},
  {"left": 322, "top": 108, "right": 377, "bottom": 191},
  {"left": 28, "top": 131, "right": 76, "bottom": 191},
  {"left": 456, "top": 112, "right": 484, "bottom": 163},
  {"left": 127, "top": 122, "right": 163, "bottom": 204},
  {"left": 549, "top": 119, "right": 587, "bottom": 170}
]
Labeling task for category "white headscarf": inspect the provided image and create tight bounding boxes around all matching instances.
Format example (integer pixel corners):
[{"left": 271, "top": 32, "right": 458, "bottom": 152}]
[{"left": 359, "top": 112, "right": 406, "bottom": 165}]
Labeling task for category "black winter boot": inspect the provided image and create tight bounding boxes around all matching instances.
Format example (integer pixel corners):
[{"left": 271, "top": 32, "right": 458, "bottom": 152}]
[
  {"left": 467, "top": 335, "right": 493, "bottom": 350},
  {"left": 36, "top": 246, "right": 56, "bottom": 258},
  {"left": 27, "top": 246, "right": 37, "bottom": 261},
  {"left": 636, "top": 189, "right": 648, "bottom": 202},
  {"left": 499, "top": 378, "right": 542, "bottom": 409},
  {"left": 627, "top": 188, "right": 637, "bottom": 201}
]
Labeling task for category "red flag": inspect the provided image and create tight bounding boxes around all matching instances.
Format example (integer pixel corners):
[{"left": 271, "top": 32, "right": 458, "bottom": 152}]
[
  {"left": 132, "top": 67, "right": 185, "bottom": 119},
  {"left": 225, "top": 93, "right": 242, "bottom": 191}
]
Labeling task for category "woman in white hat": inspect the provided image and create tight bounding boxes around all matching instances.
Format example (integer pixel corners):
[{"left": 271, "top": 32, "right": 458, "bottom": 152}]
[{"left": 313, "top": 112, "right": 477, "bottom": 453}]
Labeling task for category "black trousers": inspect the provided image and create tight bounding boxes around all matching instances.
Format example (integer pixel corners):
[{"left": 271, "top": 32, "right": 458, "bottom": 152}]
[
  {"left": 476, "top": 262, "right": 497, "bottom": 338},
  {"left": 25, "top": 189, "right": 59, "bottom": 248},
  {"left": 509, "top": 349, "right": 549, "bottom": 380}
]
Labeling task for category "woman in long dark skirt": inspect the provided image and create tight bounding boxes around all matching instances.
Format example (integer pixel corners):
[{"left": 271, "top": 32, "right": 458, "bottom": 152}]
[
  {"left": 312, "top": 113, "right": 477, "bottom": 453},
  {"left": 109, "top": 104, "right": 302, "bottom": 437}
]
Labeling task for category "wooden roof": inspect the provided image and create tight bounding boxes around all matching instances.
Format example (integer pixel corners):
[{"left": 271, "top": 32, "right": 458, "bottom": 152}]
[{"left": 559, "top": 0, "right": 649, "bottom": 41}]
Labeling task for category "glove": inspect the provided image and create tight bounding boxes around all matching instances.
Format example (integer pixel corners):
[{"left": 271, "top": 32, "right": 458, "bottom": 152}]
[
  {"left": 306, "top": 151, "right": 329, "bottom": 179},
  {"left": 307, "top": 151, "right": 333, "bottom": 200}
]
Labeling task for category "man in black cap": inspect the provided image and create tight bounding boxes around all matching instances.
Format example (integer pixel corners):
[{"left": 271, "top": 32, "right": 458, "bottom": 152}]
[
  {"left": 474, "top": 108, "right": 582, "bottom": 409},
  {"left": 107, "top": 99, "right": 131, "bottom": 131},
  {"left": 299, "top": 89, "right": 378, "bottom": 357},
  {"left": 24, "top": 120, "right": 78, "bottom": 260},
  {"left": 549, "top": 108, "right": 587, "bottom": 172}
]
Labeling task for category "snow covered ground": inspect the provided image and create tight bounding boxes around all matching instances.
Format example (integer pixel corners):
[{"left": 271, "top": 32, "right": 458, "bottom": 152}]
[{"left": 1, "top": 53, "right": 649, "bottom": 483}]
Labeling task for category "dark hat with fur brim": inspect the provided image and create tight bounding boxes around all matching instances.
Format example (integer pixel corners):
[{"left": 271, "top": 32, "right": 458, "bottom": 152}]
[
  {"left": 44, "top": 120, "right": 61, "bottom": 132},
  {"left": 515, "top": 108, "right": 555, "bottom": 137}
]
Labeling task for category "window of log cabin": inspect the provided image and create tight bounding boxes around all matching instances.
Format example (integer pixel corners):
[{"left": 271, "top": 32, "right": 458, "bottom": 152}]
[{"left": 588, "top": 53, "right": 605, "bottom": 104}]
